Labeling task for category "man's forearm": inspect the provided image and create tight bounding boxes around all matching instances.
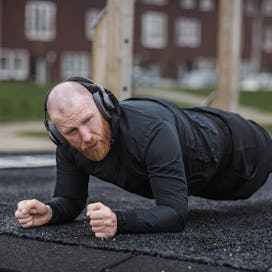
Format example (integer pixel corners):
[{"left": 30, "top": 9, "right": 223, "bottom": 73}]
[
  {"left": 115, "top": 206, "right": 187, "bottom": 234},
  {"left": 46, "top": 196, "right": 86, "bottom": 224}
]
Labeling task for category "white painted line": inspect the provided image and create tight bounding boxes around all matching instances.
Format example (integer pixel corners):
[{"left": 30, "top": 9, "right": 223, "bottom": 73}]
[{"left": 0, "top": 154, "right": 56, "bottom": 169}]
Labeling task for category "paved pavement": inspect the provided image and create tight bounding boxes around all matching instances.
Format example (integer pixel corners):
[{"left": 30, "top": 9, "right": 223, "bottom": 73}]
[
  {"left": 0, "top": 121, "right": 55, "bottom": 153},
  {"left": 0, "top": 153, "right": 55, "bottom": 168}
]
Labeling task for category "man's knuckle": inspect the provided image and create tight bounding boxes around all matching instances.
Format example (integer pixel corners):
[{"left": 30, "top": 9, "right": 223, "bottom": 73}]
[
  {"left": 31, "top": 199, "right": 38, "bottom": 205},
  {"left": 18, "top": 200, "right": 26, "bottom": 209},
  {"left": 106, "top": 211, "right": 111, "bottom": 217}
]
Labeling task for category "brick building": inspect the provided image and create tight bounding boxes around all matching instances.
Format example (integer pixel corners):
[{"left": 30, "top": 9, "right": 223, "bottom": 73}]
[{"left": 1, "top": 0, "right": 272, "bottom": 84}]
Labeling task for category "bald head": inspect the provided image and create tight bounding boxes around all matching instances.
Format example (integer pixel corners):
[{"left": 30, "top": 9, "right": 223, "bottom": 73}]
[{"left": 47, "top": 81, "right": 94, "bottom": 120}]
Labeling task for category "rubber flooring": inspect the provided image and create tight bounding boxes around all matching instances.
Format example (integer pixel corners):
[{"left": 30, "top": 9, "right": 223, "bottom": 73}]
[{"left": 0, "top": 163, "right": 272, "bottom": 271}]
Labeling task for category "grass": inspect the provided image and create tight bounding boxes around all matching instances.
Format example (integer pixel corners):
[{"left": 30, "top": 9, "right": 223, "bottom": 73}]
[
  {"left": 240, "top": 91, "right": 272, "bottom": 113},
  {"left": 0, "top": 81, "right": 53, "bottom": 122},
  {"left": 172, "top": 87, "right": 272, "bottom": 113},
  {"left": 261, "top": 123, "right": 272, "bottom": 134},
  {"left": 0, "top": 82, "right": 271, "bottom": 134},
  {"left": 17, "top": 130, "right": 48, "bottom": 138},
  {"left": 172, "top": 87, "right": 212, "bottom": 97}
]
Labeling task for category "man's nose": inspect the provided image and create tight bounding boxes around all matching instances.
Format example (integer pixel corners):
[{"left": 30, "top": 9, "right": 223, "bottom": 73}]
[{"left": 79, "top": 126, "right": 92, "bottom": 142}]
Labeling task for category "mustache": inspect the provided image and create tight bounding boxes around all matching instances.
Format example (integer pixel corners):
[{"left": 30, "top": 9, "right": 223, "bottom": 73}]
[{"left": 81, "top": 135, "right": 104, "bottom": 150}]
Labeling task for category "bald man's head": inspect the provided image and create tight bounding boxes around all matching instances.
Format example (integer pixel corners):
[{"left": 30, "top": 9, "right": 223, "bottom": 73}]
[
  {"left": 46, "top": 81, "right": 94, "bottom": 120},
  {"left": 45, "top": 81, "right": 111, "bottom": 161}
]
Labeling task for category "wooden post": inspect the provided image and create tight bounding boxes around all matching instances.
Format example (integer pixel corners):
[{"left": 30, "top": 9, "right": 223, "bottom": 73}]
[
  {"left": 92, "top": 0, "right": 134, "bottom": 100},
  {"left": 251, "top": 0, "right": 263, "bottom": 74},
  {"left": 92, "top": 8, "right": 108, "bottom": 85},
  {"left": 209, "top": 0, "right": 242, "bottom": 111},
  {"left": 0, "top": 0, "right": 2, "bottom": 47}
]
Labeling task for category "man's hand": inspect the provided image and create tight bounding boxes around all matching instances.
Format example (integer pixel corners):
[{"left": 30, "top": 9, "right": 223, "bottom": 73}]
[
  {"left": 15, "top": 199, "right": 52, "bottom": 228},
  {"left": 86, "top": 202, "right": 117, "bottom": 238}
]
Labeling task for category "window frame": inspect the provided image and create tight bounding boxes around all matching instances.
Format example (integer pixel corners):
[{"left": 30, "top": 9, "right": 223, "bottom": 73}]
[
  {"left": 25, "top": 0, "right": 56, "bottom": 41},
  {"left": 199, "top": 0, "right": 215, "bottom": 11},
  {"left": 175, "top": 17, "right": 201, "bottom": 48},
  {"left": 141, "top": 11, "right": 168, "bottom": 49},
  {"left": 61, "top": 52, "right": 90, "bottom": 80},
  {"left": 180, "top": 0, "right": 196, "bottom": 9},
  {"left": 0, "top": 48, "right": 29, "bottom": 80},
  {"left": 142, "top": 0, "right": 168, "bottom": 5}
]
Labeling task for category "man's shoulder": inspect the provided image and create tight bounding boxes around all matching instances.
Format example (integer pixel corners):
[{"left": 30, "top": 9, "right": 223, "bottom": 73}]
[
  {"left": 120, "top": 96, "right": 175, "bottom": 108},
  {"left": 120, "top": 97, "right": 179, "bottom": 117}
]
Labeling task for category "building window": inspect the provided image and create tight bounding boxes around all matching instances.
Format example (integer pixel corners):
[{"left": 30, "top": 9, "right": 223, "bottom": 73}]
[
  {"left": 61, "top": 52, "right": 90, "bottom": 79},
  {"left": 244, "top": 0, "right": 256, "bottom": 15},
  {"left": 176, "top": 17, "right": 201, "bottom": 48},
  {"left": 264, "top": 27, "right": 272, "bottom": 53},
  {"left": 86, "top": 8, "right": 101, "bottom": 41},
  {"left": 0, "top": 49, "right": 29, "bottom": 80},
  {"left": 263, "top": 0, "right": 272, "bottom": 16},
  {"left": 180, "top": 0, "right": 196, "bottom": 9},
  {"left": 0, "top": 49, "right": 9, "bottom": 80},
  {"left": 13, "top": 50, "right": 30, "bottom": 80},
  {"left": 141, "top": 12, "right": 167, "bottom": 48},
  {"left": 25, "top": 1, "right": 56, "bottom": 41},
  {"left": 142, "top": 0, "right": 168, "bottom": 5},
  {"left": 199, "top": 0, "right": 215, "bottom": 11}
]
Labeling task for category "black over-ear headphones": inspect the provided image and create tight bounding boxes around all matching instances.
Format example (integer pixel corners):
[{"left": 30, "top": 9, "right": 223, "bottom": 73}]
[{"left": 43, "top": 76, "right": 115, "bottom": 146}]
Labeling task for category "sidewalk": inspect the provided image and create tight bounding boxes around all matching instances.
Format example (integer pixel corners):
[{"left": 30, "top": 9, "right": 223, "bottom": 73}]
[{"left": 0, "top": 121, "right": 55, "bottom": 153}]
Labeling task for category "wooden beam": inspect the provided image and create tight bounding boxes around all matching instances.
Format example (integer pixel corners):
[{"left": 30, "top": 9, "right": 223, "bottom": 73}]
[
  {"left": 209, "top": 0, "right": 242, "bottom": 111},
  {"left": 92, "top": 0, "right": 134, "bottom": 100},
  {"left": 92, "top": 8, "right": 107, "bottom": 85}
]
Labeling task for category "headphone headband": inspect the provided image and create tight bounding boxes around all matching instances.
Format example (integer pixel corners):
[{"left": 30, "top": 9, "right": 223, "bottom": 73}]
[{"left": 43, "top": 76, "right": 115, "bottom": 145}]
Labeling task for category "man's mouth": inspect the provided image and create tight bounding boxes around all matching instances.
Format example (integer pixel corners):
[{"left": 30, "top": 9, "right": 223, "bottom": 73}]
[{"left": 85, "top": 141, "right": 99, "bottom": 151}]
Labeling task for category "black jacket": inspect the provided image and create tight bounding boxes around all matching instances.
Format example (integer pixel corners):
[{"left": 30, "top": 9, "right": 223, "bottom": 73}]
[{"left": 47, "top": 97, "right": 272, "bottom": 233}]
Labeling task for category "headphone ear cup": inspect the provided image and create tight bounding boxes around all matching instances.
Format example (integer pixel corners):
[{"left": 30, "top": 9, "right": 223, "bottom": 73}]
[
  {"left": 102, "top": 92, "right": 115, "bottom": 111},
  {"left": 48, "top": 123, "right": 66, "bottom": 146},
  {"left": 95, "top": 84, "right": 115, "bottom": 111},
  {"left": 93, "top": 92, "right": 112, "bottom": 120}
]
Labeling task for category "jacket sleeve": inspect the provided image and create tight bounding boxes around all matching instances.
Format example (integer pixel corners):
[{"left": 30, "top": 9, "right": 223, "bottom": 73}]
[
  {"left": 116, "top": 121, "right": 188, "bottom": 233},
  {"left": 46, "top": 146, "right": 89, "bottom": 224}
]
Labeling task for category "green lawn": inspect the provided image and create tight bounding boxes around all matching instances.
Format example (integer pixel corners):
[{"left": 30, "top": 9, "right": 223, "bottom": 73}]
[
  {"left": 172, "top": 87, "right": 212, "bottom": 97},
  {"left": 17, "top": 130, "right": 48, "bottom": 138},
  {"left": 0, "top": 82, "right": 271, "bottom": 134},
  {"left": 172, "top": 87, "right": 272, "bottom": 113},
  {"left": 240, "top": 90, "right": 272, "bottom": 113},
  {"left": 0, "top": 81, "right": 53, "bottom": 122},
  {"left": 172, "top": 89, "right": 272, "bottom": 133},
  {"left": 261, "top": 123, "right": 272, "bottom": 134}
]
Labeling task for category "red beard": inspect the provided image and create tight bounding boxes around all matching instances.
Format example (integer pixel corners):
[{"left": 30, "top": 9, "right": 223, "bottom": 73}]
[{"left": 81, "top": 118, "right": 111, "bottom": 161}]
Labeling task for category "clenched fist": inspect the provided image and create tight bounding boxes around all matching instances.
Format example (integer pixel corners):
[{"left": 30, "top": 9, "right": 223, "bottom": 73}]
[
  {"left": 86, "top": 202, "right": 117, "bottom": 238},
  {"left": 15, "top": 199, "right": 52, "bottom": 228}
]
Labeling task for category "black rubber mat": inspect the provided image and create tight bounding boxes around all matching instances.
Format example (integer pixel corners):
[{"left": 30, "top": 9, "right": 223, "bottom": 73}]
[{"left": 0, "top": 167, "right": 272, "bottom": 271}]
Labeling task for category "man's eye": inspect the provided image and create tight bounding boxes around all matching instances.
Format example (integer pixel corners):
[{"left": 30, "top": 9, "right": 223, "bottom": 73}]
[
  {"left": 85, "top": 117, "right": 92, "bottom": 124},
  {"left": 66, "top": 128, "right": 77, "bottom": 135}
]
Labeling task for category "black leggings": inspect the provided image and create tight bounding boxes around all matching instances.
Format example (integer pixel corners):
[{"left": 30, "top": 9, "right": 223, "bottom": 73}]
[{"left": 199, "top": 120, "right": 272, "bottom": 200}]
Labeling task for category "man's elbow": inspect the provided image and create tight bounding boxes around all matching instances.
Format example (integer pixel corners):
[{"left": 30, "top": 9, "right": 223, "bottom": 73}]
[{"left": 157, "top": 207, "right": 188, "bottom": 233}]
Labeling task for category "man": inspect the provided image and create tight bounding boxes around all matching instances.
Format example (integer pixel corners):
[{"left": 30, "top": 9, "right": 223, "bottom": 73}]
[{"left": 15, "top": 77, "right": 272, "bottom": 238}]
